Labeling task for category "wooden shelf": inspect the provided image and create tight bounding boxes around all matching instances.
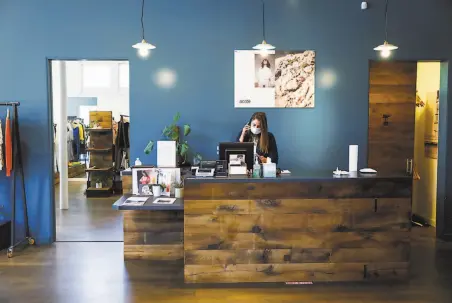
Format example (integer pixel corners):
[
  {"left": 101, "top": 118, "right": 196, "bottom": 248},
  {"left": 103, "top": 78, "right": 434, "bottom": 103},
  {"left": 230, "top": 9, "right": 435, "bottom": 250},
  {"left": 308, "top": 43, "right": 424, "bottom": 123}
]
[
  {"left": 85, "top": 167, "right": 114, "bottom": 172},
  {"left": 86, "top": 148, "right": 112, "bottom": 152},
  {"left": 86, "top": 128, "right": 112, "bottom": 132},
  {"left": 86, "top": 187, "right": 112, "bottom": 191}
]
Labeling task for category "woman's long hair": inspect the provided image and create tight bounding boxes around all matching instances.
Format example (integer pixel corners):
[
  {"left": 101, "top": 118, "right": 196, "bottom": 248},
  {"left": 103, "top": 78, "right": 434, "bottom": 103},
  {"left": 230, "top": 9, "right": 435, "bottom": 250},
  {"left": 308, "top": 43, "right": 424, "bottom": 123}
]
[
  {"left": 249, "top": 112, "right": 269, "bottom": 153},
  {"left": 261, "top": 59, "right": 270, "bottom": 69}
]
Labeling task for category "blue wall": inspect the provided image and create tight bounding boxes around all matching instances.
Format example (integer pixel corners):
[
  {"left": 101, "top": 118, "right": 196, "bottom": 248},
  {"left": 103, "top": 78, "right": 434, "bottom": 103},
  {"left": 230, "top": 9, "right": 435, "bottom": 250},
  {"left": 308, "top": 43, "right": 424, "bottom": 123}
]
[
  {"left": 67, "top": 97, "right": 97, "bottom": 117},
  {"left": 1, "top": 0, "right": 452, "bottom": 243}
]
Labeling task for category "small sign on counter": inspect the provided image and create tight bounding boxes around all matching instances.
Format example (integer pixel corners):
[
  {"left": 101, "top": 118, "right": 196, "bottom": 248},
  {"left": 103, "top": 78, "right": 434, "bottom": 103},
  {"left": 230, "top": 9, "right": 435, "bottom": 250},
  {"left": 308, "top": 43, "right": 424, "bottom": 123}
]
[
  {"left": 153, "top": 197, "right": 176, "bottom": 205},
  {"left": 122, "top": 196, "right": 148, "bottom": 206}
]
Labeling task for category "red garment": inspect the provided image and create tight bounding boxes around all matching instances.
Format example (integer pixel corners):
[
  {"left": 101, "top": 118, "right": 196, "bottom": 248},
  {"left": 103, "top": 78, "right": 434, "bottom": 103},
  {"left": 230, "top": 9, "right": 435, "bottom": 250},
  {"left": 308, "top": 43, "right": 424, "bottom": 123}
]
[{"left": 5, "top": 109, "right": 12, "bottom": 177}]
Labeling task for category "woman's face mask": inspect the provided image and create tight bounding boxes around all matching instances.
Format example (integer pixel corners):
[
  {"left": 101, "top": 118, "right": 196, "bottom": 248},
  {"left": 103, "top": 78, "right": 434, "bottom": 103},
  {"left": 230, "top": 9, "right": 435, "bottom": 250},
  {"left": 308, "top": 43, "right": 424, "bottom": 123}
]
[
  {"left": 250, "top": 119, "right": 261, "bottom": 135},
  {"left": 251, "top": 127, "right": 261, "bottom": 135}
]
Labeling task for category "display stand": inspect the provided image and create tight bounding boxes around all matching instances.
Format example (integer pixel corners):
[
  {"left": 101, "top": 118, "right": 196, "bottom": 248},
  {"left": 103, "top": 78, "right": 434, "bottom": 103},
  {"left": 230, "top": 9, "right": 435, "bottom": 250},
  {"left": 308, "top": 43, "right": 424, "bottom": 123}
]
[
  {"left": 85, "top": 111, "right": 114, "bottom": 197},
  {"left": 0, "top": 102, "right": 35, "bottom": 258}
]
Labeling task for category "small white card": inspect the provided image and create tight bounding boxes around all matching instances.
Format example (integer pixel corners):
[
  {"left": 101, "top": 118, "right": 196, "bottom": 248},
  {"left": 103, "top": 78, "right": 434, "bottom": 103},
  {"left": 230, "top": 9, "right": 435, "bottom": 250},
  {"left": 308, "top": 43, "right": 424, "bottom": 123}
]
[{"left": 153, "top": 197, "right": 176, "bottom": 205}]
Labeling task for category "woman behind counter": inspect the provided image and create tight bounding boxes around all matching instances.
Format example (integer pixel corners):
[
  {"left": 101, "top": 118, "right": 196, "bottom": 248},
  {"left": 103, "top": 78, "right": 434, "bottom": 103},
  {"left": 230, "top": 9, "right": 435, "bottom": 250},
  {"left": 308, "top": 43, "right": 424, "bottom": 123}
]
[{"left": 237, "top": 112, "right": 278, "bottom": 164}]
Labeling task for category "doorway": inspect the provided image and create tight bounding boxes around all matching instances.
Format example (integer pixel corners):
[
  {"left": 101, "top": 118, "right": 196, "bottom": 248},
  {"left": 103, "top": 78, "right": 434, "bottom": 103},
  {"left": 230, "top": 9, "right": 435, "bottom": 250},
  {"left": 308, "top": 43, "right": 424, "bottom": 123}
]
[
  {"left": 368, "top": 60, "right": 444, "bottom": 235},
  {"left": 49, "top": 59, "right": 129, "bottom": 242}
]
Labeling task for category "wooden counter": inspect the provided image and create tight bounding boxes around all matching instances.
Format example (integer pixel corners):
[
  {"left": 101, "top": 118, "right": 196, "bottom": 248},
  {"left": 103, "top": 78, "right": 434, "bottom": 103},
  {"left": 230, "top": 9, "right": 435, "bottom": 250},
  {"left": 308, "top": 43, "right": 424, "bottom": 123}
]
[
  {"left": 183, "top": 173, "right": 412, "bottom": 283},
  {"left": 113, "top": 195, "right": 184, "bottom": 261}
]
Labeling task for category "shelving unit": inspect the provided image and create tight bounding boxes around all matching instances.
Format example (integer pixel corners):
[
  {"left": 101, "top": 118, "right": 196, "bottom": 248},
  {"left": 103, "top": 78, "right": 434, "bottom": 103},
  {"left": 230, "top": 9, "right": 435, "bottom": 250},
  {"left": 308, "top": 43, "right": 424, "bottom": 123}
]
[{"left": 85, "top": 111, "right": 114, "bottom": 197}]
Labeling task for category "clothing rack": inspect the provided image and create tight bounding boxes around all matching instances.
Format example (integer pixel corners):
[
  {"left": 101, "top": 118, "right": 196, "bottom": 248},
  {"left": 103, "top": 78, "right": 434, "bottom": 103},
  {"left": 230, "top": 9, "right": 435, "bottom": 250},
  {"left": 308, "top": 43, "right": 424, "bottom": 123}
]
[{"left": 0, "top": 102, "right": 35, "bottom": 258}]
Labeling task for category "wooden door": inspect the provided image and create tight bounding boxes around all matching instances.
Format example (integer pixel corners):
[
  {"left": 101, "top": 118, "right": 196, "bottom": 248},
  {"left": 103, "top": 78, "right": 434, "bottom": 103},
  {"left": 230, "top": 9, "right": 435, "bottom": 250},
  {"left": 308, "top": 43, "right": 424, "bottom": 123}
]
[{"left": 368, "top": 61, "right": 417, "bottom": 174}]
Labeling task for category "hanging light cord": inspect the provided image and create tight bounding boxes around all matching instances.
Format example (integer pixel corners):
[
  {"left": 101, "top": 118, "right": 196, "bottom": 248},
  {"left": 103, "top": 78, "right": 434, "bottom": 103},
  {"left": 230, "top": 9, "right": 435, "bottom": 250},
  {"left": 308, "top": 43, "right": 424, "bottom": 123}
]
[
  {"left": 141, "top": 0, "right": 145, "bottom": 40},
  {"left": 384, "top": 0, "right": 389, "bottom": 41},
  {"left": 262, "top": 0, "right": 266, "bottom": 41}
]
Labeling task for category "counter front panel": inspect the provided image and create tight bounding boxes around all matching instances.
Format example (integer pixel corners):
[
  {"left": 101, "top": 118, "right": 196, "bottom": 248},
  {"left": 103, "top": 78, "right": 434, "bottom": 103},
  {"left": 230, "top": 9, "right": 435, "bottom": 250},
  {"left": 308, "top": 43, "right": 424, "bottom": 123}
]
[{"left": 184, "top": 176, "right": 412, "bottom": 283}]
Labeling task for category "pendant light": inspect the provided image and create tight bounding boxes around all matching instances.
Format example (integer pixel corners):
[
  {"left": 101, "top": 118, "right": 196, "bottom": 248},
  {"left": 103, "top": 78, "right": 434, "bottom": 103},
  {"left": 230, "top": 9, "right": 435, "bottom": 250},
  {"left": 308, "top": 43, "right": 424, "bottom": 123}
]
[
  {"left": 132, "top": 0, "right": 156, "bottom": 58},
  {"left": 253, "top": 0, "right": 275, "bottom": 51},
  {"left": 374, "top": 0, "right": 398, "bottom": 58}
]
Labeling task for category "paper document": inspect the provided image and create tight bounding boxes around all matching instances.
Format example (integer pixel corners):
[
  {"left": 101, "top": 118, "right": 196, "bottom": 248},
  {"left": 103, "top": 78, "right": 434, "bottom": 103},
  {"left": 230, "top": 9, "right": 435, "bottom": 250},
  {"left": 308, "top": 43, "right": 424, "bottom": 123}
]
[
  {"left": 153, "top": 198, "right": 176, "bottom": 205},
  {"left": 122, "top": 196, "right": 148, "bottom": 206}
]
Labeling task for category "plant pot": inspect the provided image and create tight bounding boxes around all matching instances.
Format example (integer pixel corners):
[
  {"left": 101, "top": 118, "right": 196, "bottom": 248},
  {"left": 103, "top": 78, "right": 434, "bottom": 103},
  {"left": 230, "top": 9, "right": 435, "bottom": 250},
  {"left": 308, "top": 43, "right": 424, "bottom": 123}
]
[
  {"left": 95, "top": 182, "right": 102, "bottom": 189},
  {"left": 175, "top": 188, "right": 184, "bottom": 198},
  {"left": 152, "top": 185, "right": 162, "bottom": 197}
]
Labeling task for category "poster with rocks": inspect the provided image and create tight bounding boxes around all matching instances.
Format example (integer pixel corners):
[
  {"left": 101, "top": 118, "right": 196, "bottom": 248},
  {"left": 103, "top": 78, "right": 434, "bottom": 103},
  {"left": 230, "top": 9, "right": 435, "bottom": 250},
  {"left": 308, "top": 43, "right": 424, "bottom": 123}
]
[{"left": 234, "top": 50, "right": 315, "bottom": 108}]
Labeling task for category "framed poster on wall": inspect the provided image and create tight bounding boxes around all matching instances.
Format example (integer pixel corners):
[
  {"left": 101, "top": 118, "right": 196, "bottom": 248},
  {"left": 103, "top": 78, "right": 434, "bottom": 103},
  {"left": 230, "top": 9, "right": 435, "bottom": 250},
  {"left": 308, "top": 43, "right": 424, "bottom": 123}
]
[{"left": 234, "top": 50, "right": 316, "bottom": 108}]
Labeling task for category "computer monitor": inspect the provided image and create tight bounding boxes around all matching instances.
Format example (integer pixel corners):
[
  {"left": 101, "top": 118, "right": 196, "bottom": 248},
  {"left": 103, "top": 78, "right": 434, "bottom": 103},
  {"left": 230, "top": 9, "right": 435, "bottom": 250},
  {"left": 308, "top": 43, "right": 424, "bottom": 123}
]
[{"left": 219, "top": 142, "right": 254, "bottom": 170}]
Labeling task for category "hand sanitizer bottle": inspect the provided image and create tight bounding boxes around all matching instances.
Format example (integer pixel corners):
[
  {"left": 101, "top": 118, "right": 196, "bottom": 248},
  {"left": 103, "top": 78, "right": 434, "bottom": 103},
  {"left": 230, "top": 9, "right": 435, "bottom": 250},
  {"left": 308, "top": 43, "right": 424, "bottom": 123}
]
[
  {"left": 135, "top": 158, "right": 142, "bottom": 166},
  {"left": 253, "top": 155, "right": 261, "bottom": 178}
]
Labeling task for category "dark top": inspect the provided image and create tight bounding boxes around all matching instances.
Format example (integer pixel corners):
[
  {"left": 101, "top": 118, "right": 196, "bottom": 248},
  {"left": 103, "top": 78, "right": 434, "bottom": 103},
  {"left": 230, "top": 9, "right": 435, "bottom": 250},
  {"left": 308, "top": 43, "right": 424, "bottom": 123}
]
[{"left": 236, "top": 131, "right": 279, "bottom": 164}]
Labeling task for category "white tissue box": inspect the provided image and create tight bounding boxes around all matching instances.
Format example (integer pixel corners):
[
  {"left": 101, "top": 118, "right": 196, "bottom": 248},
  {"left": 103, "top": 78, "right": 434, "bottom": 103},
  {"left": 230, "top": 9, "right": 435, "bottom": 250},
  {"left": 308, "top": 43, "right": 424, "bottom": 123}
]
[{"left": 263, "top": 163, "right": 277, "bottom": 178}]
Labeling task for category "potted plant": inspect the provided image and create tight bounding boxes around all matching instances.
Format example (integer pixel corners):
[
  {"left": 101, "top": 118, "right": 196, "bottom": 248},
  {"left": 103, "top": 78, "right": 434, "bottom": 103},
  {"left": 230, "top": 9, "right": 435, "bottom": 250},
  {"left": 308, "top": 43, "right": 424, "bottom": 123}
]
[
  {"left": 173, "top": 180, "right": 184, "bottom": 198},
  {"left": 94, "top": 177, "right": 103, "bottom": 189},
  {"left": 144, "top": 112, "right": 202, "bottom": 167}
]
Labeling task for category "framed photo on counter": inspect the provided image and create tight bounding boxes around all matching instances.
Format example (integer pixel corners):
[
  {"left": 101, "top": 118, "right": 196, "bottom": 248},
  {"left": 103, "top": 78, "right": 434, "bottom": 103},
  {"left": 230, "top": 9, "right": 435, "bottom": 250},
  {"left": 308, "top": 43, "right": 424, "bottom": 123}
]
[{"left": 132, "top": 166, "right": 181, "bottom": 196}]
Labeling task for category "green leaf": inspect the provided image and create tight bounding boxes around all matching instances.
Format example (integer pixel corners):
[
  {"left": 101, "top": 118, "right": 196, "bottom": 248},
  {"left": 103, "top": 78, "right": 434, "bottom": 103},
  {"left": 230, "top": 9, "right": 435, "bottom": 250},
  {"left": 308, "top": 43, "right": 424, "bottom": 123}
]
[
  {"left": 162, "top": 126, "right": 170, "bottom": 138},
  {"left": 180, "top": 142, "right": 189, "bottom": 156},
  {"left": 144, "top": 140, "right": 155, "bottom": 154},
  {"left": 173, "top": 112, "right": 180, "bottom": 123},
  {"left": 183, "top": 124, "right": 191, "bottom": 136}
]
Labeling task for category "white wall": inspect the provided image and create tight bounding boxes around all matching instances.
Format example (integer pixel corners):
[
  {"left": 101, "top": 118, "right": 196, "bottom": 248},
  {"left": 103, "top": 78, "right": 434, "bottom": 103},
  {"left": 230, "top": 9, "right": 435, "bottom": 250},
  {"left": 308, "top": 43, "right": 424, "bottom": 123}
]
[
  {"left": 53, "top": 60, "right": 129, "bottom": 122},
  {"left": 413, "top": 62, "right": 441, "bottom": 226}
]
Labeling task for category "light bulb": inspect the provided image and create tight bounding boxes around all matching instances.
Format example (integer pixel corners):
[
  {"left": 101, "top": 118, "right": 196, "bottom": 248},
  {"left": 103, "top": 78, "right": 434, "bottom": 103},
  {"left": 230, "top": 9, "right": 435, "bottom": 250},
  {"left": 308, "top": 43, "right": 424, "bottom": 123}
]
[
  {"left": 137, "top": 48, "right": 150, "bottom": 58},
  {"left": 381, "top": 49, "right": 391, "bottom": 58}
]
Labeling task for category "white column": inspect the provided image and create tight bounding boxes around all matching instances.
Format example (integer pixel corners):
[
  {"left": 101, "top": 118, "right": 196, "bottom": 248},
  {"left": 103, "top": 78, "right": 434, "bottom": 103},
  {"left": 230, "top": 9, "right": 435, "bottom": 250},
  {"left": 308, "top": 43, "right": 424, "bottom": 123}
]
[{"left": 57, "top": 61, "right": 69, "bottom": 210}]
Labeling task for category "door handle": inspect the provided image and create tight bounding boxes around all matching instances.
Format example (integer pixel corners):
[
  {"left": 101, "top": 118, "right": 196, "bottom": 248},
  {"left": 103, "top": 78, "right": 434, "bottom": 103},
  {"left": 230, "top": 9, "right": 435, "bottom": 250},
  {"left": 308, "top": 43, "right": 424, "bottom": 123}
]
[{"left": 406, "top": 159, "right": 413, "bottom": 175}]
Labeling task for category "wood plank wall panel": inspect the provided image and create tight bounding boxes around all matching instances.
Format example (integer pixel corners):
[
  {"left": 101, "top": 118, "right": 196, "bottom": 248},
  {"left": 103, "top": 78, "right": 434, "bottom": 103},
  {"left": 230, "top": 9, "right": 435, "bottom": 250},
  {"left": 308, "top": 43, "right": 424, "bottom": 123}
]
[
  {"left": 368, "top": 61, "right": 417, "bottom": 174},
  {"left": 123, "top": 210, "right": 184, "bottom": 261},
  {"left": 184, "top": 181, "right": 412, "bottom": 283},
  {"left": 185, "top": 179, "right": 412, "bottom": 200},
  {"left": 122, "top": 175, "right": 132, "bottom": 194}
]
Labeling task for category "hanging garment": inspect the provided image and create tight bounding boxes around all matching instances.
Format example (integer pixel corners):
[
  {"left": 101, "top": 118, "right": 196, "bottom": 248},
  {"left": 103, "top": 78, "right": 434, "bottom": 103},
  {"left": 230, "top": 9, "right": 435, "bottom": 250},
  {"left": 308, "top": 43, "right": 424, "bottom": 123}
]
[
  {"left": 5, "top": 109, "right": 12, "bottom": 177},
  {"left": 0, "top": 119, "right": 3, "bottom": 171},
  {"left": 77, "top": 124, "right": 84, "bottom": 141},
  {"left": 67, "top": 122, "right": 74, "bottom": 162},
  {"left": 72, "top": 126, "right": 80, "bottom": 161},
  {"left": 117, "top": 122, "right": 130, "bottom": 148}
]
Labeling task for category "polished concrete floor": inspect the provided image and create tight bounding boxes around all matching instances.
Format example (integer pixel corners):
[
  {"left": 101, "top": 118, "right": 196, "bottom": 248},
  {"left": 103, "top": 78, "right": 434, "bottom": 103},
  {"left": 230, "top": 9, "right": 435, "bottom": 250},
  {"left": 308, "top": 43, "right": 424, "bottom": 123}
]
[
  {"left": 55, "top": 181, "right": 123, "bottom": 242},
  {"left": 0, "top": 227, "right": 451, "bottom": 302}
]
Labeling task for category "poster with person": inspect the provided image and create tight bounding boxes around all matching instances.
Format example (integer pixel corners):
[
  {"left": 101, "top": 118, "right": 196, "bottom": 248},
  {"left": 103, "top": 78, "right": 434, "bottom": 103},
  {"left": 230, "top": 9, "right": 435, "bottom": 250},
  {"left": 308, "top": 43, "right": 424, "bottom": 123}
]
[
  {"left": 234, "top": 50, "right": 316, "bottom": 108},
  {"left": 132, "top": 167, "right": 181, "bottom": 196}
]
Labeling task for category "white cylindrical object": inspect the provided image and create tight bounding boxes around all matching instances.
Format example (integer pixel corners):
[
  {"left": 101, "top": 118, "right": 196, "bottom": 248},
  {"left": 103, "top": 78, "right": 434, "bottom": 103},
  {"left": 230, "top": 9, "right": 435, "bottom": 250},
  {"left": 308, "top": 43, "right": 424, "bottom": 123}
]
[
  {"left": 349, "top": 145, "right": 358, "bottom": 172},
  {"left": 152, "top": 185, "right": 161, "bottom": 197},
  {"left": 57, "top": 61, "right": 69, "bottom": 210}
]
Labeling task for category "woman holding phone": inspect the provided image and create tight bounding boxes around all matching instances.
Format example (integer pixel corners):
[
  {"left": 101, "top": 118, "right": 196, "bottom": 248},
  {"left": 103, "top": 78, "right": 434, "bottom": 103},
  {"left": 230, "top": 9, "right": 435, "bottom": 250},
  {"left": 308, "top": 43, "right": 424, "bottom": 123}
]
[{"left": 237, "top": 112, "right": 279, "bottom": 164}]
